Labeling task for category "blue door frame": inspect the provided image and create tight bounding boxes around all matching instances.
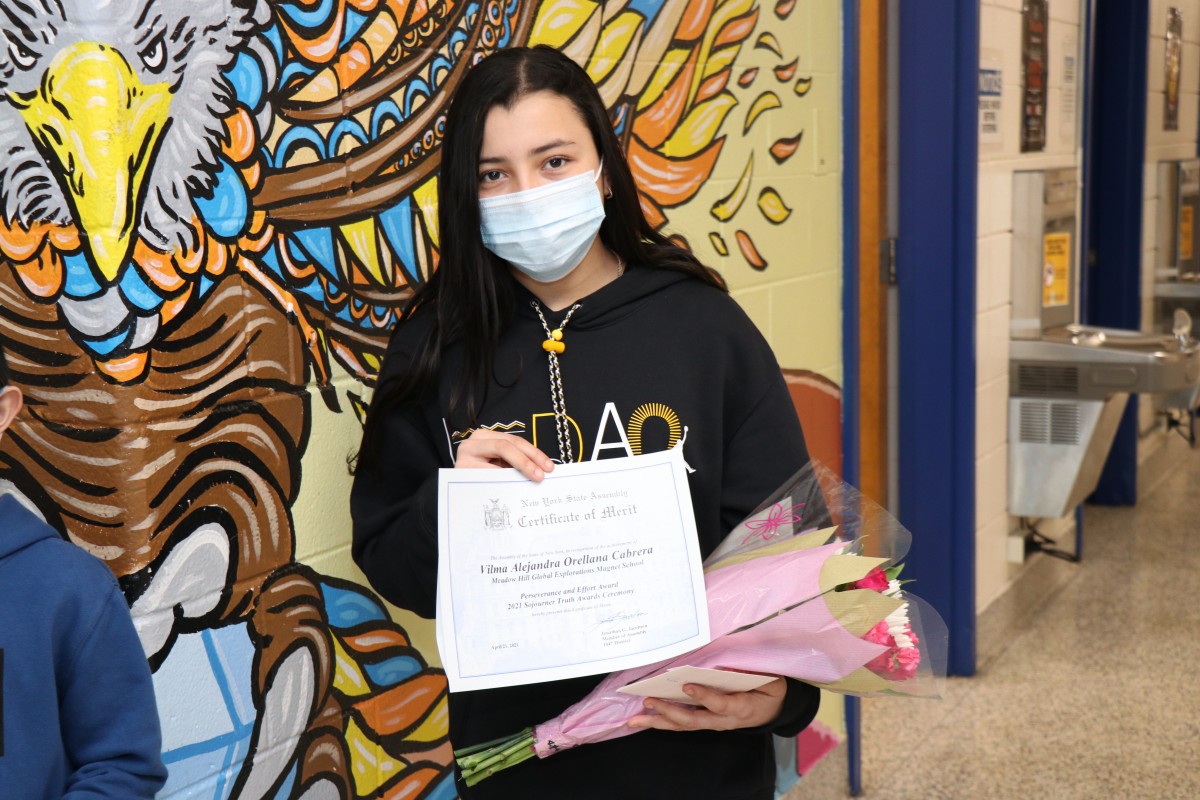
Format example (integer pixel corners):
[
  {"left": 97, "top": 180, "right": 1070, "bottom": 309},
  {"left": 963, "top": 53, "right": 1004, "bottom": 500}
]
[
  {"left": 1084, "top": 0, "right": 1148, "bottom": 505},
  {"left": 839, "top": 2, "right": 978, "bottom": 794},
  {"left": 839, "top": 0, "right": 862, "bottom": 792},
  {"left": 894, "top": 1, "right": 978, "bottom": 678}
]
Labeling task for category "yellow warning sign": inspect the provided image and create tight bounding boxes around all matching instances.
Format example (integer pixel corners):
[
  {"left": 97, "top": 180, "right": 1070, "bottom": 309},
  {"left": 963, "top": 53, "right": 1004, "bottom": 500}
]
[
  {"left": 1181, "top": 205, "right": 1193, "bottom": 261},
  {"left": 1042, "top": 232, "right": 1071, "bottom": 308}
]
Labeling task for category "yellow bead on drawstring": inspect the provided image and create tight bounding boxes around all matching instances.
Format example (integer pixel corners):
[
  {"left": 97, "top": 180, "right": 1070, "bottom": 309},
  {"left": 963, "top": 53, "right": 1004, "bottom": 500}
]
[{"left": 542, "top": 328, "right": 565, "bottom": 354}]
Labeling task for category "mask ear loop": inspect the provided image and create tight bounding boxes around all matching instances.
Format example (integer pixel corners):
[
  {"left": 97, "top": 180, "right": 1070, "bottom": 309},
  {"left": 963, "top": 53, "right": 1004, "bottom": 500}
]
[{"left": 597, "top": 158, "right": 612, "bottom": 199}]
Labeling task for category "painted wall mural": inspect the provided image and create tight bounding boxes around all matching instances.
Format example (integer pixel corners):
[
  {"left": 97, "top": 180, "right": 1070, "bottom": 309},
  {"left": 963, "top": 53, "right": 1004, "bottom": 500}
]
[{"left": 0, "top": 0, "right": 833, "bottom": 798}]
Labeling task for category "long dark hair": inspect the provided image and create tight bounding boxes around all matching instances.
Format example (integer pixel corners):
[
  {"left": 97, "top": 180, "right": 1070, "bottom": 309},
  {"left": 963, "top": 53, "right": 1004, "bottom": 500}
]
[{"left": 357, "top": 46, "right": 724, "bottom": 472}]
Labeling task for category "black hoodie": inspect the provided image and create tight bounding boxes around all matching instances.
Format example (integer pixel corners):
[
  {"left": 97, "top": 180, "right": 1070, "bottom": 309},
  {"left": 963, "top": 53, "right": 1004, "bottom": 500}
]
[{"left": 352, "top": 264, "right": 819, "bottom": 799}]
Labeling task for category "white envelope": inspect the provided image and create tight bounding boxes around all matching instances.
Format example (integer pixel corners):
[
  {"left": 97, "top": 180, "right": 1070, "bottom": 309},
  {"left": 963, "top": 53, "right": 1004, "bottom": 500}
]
[{"left": 617, "top": 666, "right": 776, "bottom": 705}]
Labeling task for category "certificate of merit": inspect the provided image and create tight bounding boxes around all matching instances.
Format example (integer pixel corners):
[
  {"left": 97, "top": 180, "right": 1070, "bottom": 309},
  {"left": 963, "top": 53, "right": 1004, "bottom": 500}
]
[{"left": 435, "top": 444, "right": 710, "bottom": 692}]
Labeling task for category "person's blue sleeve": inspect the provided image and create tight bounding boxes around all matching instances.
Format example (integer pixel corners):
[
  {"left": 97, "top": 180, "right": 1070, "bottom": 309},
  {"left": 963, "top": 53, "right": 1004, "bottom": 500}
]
[{"left": 60, "top": 573, "right": 167, "bottom": 799}]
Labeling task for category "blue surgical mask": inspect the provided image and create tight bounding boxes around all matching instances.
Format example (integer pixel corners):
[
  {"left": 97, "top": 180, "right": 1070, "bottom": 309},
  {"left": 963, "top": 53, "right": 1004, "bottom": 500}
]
[{"left": 479, "top": 162, "right": 606, "bottom": 282}]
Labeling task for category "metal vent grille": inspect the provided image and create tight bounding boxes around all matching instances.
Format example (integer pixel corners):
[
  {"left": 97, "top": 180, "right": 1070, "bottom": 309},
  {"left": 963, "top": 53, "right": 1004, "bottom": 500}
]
[
  {"left": 1019, "top": 401, "right": 1050, "bottom": 443},
  {"left": 1018, "top": 400, "right": 1082, "bottom": 445},
  {"left": 1050, "top": 403, "right": 1081, "bottom": 445},
  {"left": 1017, "top": 364, "right": 1080, "bottom": 396}
]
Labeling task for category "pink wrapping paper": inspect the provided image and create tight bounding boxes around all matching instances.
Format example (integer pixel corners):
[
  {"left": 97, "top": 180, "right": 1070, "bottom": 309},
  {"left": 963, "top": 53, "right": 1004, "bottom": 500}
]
[
  {"left": 533, "top": 590, "right": 886, "bottom": 757},
  {"left": 458, "top": 461, "right": 947, "bottom": 775},
  {"left": 703, "top": 541, "right": 845, "bottom": 637}
]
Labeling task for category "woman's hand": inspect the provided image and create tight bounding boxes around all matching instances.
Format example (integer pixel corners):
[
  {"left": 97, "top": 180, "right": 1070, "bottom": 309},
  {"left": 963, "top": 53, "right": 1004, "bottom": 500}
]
[
  {"left": 456, "top": 429, "right": 556, "bottom": 482},
  {"left": 625, "top": 678, "right": 787, "bottom": 732}
]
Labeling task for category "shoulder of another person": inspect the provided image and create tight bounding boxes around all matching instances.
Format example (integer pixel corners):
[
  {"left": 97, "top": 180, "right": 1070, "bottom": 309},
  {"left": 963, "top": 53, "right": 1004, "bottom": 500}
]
[
  {"left": 5, "top": 538, "right": 124, "bottom": 624},
  {"left": 43, "top": 538, "right": 122, "bottom": 591}
]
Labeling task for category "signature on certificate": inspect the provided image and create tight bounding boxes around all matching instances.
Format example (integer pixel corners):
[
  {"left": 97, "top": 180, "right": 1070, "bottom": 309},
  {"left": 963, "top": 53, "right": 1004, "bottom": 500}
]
[{"left": 590, "top": 610, "right": 649, "bottom": 630}]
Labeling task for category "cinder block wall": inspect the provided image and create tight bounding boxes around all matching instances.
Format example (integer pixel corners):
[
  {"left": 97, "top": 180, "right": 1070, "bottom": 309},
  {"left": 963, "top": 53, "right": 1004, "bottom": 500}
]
[
  {"left": 975, "top": 0, "right": 1084, "bottom": 615},
  {"left": 0, "top": 0, "right": 843, "bottom": 796}
]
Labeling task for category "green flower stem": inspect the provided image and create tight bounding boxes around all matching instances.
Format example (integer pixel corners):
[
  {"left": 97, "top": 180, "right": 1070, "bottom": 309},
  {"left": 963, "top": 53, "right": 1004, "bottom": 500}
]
[
  {"left": 454, "top": 728, "right": 537, "bottom": 786},
  {"left": 454, "top": 727, "right": 532, "bottom": 760}
]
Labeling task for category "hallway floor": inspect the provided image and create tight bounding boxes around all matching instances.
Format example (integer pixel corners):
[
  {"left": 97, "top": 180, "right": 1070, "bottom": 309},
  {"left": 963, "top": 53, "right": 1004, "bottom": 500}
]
[{"left": 846, "top": 439, "right": 1200, "bottom": 799}]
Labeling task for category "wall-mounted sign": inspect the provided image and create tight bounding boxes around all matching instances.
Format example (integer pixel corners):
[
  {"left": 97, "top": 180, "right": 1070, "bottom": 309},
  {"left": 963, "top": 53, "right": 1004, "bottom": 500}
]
[
  {"left": 1021, "top": 0, "right": 1048, "bottom": 152},
  {"left": 1061, "top": 31, "right": 1078, "bottom": 145},
  {"left": 1043, "top": 232, "right": 1071, "bottom": 308},
  {"left": 980, "top": 50, "right": 1004, "bottom": 146},
  {"left": 1165, "top": 7, "right": 1183, "bottom": 132}
]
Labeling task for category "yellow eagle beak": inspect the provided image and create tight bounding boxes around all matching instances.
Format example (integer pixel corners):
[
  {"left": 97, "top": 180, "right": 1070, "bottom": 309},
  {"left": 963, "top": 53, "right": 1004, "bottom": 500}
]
[{"left": 9, "top": 42, "right": 172, "bottom": 284}]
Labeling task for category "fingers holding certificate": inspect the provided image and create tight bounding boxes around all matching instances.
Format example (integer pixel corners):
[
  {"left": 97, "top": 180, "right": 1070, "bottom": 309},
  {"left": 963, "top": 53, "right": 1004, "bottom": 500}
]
[{"left": 435, "top": 444, "right": 711, "bottom": 692}]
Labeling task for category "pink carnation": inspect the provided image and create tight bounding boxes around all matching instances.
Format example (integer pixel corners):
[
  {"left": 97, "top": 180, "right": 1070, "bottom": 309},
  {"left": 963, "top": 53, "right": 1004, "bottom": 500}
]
[
  {"left": 854, "top": 567, "right": 890, "bottom": 592},
  {"left": 894, "top": 642, "right": 921, "bottom": 679},
  {"left": 863, "top": 623, "right": 921, "bottom": 681},
  {"left": 863, "top": 620, "right": 892, "bottom": 647}
]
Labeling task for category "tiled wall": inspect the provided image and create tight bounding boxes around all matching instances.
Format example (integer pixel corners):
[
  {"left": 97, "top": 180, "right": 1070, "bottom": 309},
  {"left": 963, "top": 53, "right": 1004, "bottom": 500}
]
[
  {"left": 976, "top": 0, "right": 1084, "bottom": 613},
  {"left": 1143, "top": 1, "right": 1200, "bottom": 437},
  {"left": 720, "top": 1, "right": 844, "bottom": 383},
  {"left": 975, "top": 0, "right": 1200, "bottom": 614}
]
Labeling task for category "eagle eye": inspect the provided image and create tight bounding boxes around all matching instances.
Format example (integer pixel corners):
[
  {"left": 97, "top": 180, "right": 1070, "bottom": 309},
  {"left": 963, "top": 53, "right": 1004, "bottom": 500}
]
[
  {"left": 139, "top": 32, "right": 166, "bottom": 74},
  {"left": 7, "top": 37, "right": 37, "bottom": 71}
]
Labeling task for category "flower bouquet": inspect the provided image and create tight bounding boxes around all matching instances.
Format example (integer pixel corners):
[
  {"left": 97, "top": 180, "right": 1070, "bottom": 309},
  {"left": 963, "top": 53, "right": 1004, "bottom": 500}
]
[{"left": 454, "top": 461, "right": 948, "bottom": 786}]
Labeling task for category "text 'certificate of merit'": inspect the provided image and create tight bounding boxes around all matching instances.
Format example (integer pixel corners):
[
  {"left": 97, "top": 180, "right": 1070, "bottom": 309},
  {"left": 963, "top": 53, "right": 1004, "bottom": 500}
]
[{"left": 435, "top": 444, "right": 710, "bottom": 692}]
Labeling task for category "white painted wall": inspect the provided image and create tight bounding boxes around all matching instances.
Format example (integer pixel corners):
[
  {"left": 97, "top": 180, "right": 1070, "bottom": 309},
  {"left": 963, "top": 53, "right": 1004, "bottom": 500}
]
[{"left": 975, "top": 0, "right": 1084, "bottom": 615}]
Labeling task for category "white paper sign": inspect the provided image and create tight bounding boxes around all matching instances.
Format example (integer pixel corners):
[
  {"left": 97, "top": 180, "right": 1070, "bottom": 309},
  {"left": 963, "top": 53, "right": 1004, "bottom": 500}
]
[
  {"left": 618, "top": 666, "right": 776, "bottom": 705},
  {"left": 436, "top": 445, "right": 710, "bottom": 692},
  {"left": 1061, "top": 33, "right": 1078, "bottom": 144},
  {"left": 979, "top": 50, "right": 1004, "bottom": 146}
]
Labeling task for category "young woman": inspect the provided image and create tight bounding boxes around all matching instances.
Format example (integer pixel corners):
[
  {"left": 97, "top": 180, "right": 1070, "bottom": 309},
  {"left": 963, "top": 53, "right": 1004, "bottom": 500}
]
[{"left": 352, "top": 46, "right": 819, "bottom": 799}]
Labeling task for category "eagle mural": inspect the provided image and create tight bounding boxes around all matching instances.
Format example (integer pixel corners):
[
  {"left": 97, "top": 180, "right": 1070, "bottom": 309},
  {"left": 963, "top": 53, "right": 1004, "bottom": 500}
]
[{"left": 0, "top": 0, "right": 803, "bottom": 797}]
